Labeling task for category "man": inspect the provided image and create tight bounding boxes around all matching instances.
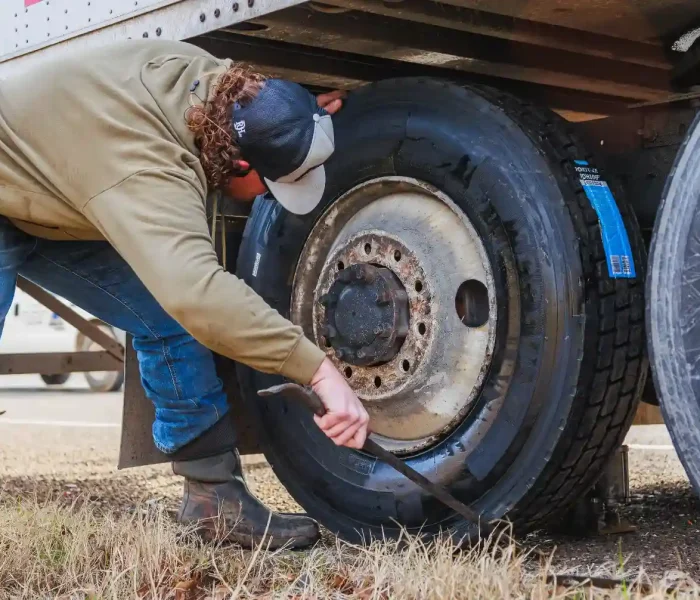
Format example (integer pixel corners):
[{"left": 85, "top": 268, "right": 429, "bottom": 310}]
[{"left": 0, "top": 38, "right": 369, "bottom": 549}]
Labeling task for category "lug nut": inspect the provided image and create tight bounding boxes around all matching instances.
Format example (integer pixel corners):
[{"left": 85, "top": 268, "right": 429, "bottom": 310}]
[
  {"left": 356, "top": 349, "right": 366, "bottom": 359},
  {"left": 374, "top": 326, "right": 391, "bottom": 338},
  {"left": 336, "top": 347, "right": 353, "bottom": 361},
  {"left": 321, "top": 324, "right": 337, "bottom": 340},
  {"left": 376, "top": 291, "right": 392, "bottom": 306},
  {"left": 338, "top": 269, "right": 353, "bottom": 283},
  {"left": 319, "top": 293, "right": 337, "bottom": 307}
]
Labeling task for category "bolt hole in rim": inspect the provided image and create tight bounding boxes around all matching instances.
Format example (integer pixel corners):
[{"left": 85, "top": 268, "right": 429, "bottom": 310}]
[
  {"left": 291, "top": 177, "right": 497, "bottom": 454},
  {"left": 456, "top": 279, "right": 490, "bottom": 327},
  {"left": 345, "top": 366, "right": 353, "bottom": 378}
]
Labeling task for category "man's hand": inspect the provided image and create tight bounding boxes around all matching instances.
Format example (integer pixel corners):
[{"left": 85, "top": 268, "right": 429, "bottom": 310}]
[
  {"left": 310, "top": 358, "right": 369, "bottom": 449},
  {"left": 316, "top": 90, "right": 347, "bottom": 115}
]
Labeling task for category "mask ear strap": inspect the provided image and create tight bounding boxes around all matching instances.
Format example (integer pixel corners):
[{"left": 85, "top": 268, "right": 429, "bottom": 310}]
[
  {"left": 222, "top": 205, "right": 227, "bottom": 271},
  {"left": 211, "top": 192, "right": 218, "bottom": 255}
]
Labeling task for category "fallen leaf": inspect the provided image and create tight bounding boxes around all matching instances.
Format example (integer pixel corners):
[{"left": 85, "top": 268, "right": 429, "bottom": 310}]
[
  {"left": 174, "top": 579, "right": 198, "bottom": 600},
  {"left": 355, "top": 579, "right": 377, "bottom": 600},
  {"left": 331, "top": 574, "right": 353, "bottom": 593},
  {"left": 203, "top": 585, "right": 231, "bottom": 600}
]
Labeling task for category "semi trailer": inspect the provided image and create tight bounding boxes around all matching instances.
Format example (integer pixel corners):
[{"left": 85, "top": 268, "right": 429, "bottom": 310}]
[{"left": 2, "top": 0, "right": 700, "bottom": 542}]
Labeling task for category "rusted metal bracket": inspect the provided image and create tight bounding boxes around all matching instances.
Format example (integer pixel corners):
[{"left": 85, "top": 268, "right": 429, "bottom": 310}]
[
  {"left": 549, "top": 445, "right": 635, "bottom": 537},
  {"left": 16, "top": 276, "right": 124, "bottom": 362},
  {"left": 595, "top": 445, "right": 637, "bottom": 535}
]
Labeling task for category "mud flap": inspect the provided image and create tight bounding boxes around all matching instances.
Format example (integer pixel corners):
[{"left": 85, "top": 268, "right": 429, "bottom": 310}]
[
  {"left": 117, "top": 339, "right": 169, "bottom": 469},
  {"left": 117, "top": 337, "right": 262, "bottom": 469}
]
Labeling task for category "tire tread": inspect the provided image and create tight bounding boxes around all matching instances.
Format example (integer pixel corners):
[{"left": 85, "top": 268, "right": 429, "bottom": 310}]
[{"left": 466, "top": 85, "right": 648, "bottom": 530}]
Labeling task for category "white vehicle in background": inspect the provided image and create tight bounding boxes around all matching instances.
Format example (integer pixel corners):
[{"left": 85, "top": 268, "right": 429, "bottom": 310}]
[{"left": 0, "top": 288, "right": 125, "bottom": 391}]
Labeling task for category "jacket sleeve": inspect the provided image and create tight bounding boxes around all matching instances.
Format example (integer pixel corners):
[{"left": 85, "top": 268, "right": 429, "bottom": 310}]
[{"left": 83, "top": 168, "right": 326, "bottom": 384}]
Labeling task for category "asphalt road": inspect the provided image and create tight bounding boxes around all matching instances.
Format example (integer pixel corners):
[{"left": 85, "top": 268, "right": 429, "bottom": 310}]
[{"left": 0, "top": 375, "right": 698, "bottom": 580}]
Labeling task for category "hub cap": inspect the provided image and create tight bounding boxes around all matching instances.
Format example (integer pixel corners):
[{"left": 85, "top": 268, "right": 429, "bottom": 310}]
[
  {"left": 322, "top": 263, "right": 409, "bottom": 366},
  {"left": 291, "top": 177, "right": 497, "bottom": 454}
]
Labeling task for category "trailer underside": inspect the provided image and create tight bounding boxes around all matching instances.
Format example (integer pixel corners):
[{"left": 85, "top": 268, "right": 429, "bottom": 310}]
[
  {"left": 3, "top": 0, "right": 700, "bottom": 121},
  {"left": 182, "top": 0, "right": 700, "bottom": 122}
]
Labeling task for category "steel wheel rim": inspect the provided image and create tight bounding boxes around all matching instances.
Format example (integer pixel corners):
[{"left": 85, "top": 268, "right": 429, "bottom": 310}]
[{"left": 291, "top": 177, "right": 497, "bottom": 454}]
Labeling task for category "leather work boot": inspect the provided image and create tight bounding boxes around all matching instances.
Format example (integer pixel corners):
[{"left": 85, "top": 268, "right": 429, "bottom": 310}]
[{"left": 172, "top": 449, "right": 320, "bottom": 550}]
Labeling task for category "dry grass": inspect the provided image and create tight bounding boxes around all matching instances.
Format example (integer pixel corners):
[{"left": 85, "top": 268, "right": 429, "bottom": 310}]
[{"left": 0, "top": 499, "right": 699, "bottom": 600}]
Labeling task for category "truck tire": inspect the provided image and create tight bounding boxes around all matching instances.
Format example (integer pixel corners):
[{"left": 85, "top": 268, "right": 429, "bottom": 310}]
[
  {"left": 235, "top": 78, "right": 647, "bottom": 542},
  {"left": 648, "top": 112, "right": 700, "bottom": 495},
  {"left": 75, "top": 320, "right": 124, "bottom": 392},
  {"left": 41, "top": 373, "right": 70, "bottom": 385}
]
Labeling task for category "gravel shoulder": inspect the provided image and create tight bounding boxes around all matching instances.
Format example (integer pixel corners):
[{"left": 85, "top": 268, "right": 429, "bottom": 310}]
[{"left": 527, "top": 436, "right": 700, "bottom": 580}]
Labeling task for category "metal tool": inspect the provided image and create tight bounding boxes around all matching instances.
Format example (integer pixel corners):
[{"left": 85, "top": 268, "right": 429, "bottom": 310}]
[{"left": 257, "top": 382, "right": 489, "bottom": 528}]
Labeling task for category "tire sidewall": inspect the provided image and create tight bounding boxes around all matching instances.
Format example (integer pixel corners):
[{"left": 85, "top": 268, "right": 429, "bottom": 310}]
[{"left": 648, "top": 113, "right": 700, "bottom": 493}]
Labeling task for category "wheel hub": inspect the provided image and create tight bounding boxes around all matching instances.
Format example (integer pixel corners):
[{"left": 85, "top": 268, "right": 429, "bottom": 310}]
[{"left": 321, "top": 263, "right": 409, "bottom": 366}]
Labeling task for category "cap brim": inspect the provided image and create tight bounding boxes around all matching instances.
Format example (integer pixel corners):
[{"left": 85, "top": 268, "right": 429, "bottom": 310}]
[{"left": 264, "top": 165, "right": 326, "bottom": 215}]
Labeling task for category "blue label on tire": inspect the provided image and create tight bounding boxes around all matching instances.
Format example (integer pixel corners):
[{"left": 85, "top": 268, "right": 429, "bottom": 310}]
[{"left": 574, "top": 160, "right": 636, "bottom": 279}]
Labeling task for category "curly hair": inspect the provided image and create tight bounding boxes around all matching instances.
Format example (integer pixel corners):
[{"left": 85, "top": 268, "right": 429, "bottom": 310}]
[{"left": 186, "top": 63, "right": 267, "bottom": 190}]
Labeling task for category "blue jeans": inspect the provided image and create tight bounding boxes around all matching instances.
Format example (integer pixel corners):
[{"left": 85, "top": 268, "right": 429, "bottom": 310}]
[{"left": 0, "top": 217, "right": 229, "bottom": 454}]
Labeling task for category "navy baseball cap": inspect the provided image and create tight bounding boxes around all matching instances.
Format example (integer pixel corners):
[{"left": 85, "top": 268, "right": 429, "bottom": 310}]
[{"left": 231, "top": 79, "right": 335, "bottom": 215}]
